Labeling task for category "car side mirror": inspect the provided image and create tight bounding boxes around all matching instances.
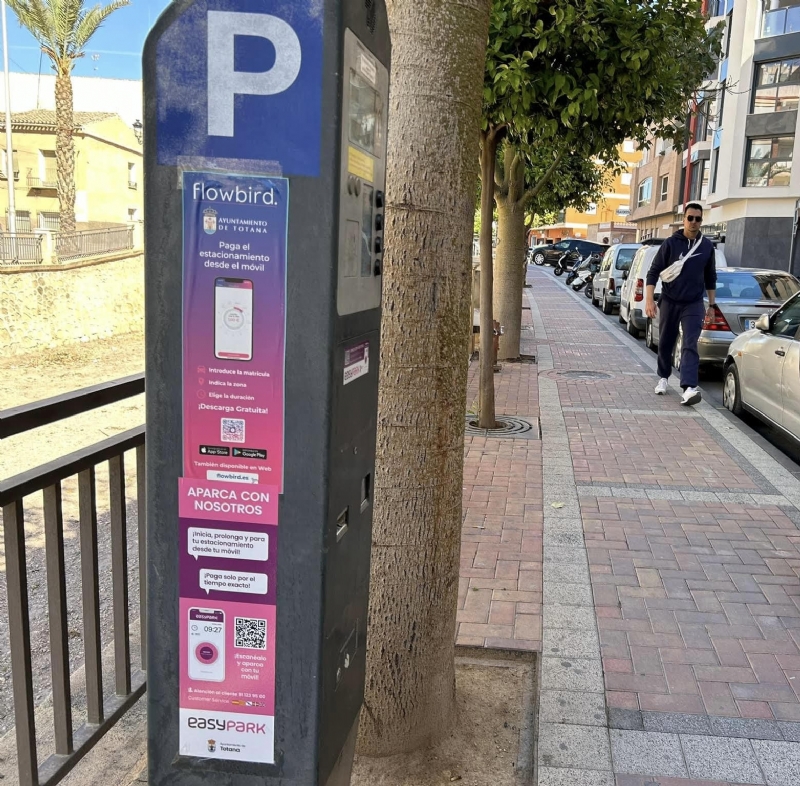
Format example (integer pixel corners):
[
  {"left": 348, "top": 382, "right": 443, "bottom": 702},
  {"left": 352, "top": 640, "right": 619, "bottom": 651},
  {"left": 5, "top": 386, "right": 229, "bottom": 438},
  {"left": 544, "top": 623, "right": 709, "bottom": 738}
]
[{"left": 755, "top": 313, "right": 770, "bottom": 332}]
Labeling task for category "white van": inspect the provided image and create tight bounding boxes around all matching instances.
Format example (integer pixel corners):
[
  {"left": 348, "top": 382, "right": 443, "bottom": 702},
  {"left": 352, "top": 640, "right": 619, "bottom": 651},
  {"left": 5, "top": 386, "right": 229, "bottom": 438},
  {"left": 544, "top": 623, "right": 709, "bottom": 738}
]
[{"left": 619, "top": 244, "right": 727, "bottom": 337}]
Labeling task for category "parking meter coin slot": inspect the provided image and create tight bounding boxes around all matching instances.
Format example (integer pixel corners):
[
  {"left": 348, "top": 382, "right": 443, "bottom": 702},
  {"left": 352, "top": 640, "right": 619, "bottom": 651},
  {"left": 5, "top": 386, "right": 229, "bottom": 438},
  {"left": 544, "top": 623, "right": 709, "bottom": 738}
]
[
  {"left": 336, "top": 623, "right": 358, "bottom": 690},
  {"left": 375, "top": 213, "right": 383, "bottom": 232},
  {"left": 336, "top": 507, "right": 349, "bottom": 542},
  {"left": 375, "top": 190, "right": 384, "bottom": 208},
  {"left": 360, "top": 473, "right": 371, "bottom": 513}
]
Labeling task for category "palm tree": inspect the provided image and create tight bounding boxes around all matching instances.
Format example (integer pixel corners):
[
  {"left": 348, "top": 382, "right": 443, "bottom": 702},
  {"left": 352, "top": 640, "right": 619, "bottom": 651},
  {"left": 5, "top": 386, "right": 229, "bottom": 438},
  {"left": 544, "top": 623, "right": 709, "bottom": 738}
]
[{"left": 6, "top": 0, "right": 129, "bottom": 234}]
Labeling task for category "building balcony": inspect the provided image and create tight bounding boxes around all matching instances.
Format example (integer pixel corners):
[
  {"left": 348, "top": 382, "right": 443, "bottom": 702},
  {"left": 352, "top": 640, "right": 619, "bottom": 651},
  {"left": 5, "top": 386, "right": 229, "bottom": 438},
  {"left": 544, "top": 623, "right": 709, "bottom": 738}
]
[
  {"left": 762, "top": 5, "right": 800, "bottom": 38},
  {"left": 27, "top": 169, "right": 57, "bottom": 189}
]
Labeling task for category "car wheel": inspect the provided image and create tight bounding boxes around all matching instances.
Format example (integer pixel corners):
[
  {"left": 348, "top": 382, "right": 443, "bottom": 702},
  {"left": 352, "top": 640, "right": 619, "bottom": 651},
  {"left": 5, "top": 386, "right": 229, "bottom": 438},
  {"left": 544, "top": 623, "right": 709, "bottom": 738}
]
[
  {"left": 602, "top": 291, "right": 613, "bottom": 315},
  {"left": 534, "top": 252, "right": 545, "bottom": 266},
  {"left": 618, "top": 310, "right": 626, "bottom": 324},
  {"left": 585, "top": 282, "right": 593, "bottom": 299},
  {"left": 672, "top": 331, "right": 683, "bottom": 371},
  {"left": 627, "top": 314, "right": 641, "bottom": 338},
  {"left": 645, "top": 319, "right": 657, "bottom": 352},
  {"left": 723, "top": 363, "right": 744, "bottom": 416}
]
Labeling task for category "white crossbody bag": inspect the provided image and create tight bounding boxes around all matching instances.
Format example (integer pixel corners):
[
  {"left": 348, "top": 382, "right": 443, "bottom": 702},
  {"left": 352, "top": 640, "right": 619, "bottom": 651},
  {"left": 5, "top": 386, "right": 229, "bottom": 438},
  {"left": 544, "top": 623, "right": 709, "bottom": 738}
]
[{"left": 660, "top": 235, "right": 703, "bottom": 283}]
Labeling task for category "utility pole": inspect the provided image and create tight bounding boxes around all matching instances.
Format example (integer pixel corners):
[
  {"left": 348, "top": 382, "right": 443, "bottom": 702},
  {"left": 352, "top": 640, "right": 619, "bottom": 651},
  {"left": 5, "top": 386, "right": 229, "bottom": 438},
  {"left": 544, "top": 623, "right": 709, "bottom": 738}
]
[{"left": 2, "top": 0, "right": 16, "bottom": 233}]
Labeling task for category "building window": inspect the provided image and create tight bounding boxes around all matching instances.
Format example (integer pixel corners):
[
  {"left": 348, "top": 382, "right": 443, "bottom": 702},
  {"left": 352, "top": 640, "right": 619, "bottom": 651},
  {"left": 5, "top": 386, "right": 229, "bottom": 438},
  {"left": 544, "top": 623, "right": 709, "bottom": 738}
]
[
  {"left": 585, "top": 203, "right": 597, "bottom": 215},
  {"left": 689, "top": 161, "right": 709, "bottom": 201},
  {"left": 621, "top": 172, "right": 632, "bottom": 186},
  {"left": 762, "top": 2, "right": 800, "bottom": 37},
  {"left": 6, "top": 209, "right": 31, "bottom": 231},
  {"left": 39, "top": 150, "right": 57, "bottom": 184},
  {"left": 128, "top": 208, "right": 139, "bottom": 222},
  {"left": 710, "top": 148, "right": 721, "bottom": 194},
  {"left": 38, "top": 211, "right": 60, "bottom": 231},
  {"left": 617, "top": 206, "right": 631, "bottom": 217},
  {"left": 637, "top": 177, "right": 653, "bottom": 207},
  {"left": 659, "top": 176, "right": 669, "bottom": 202},
  {"left": 744, "top": 136, "right": 794, "bottom": 186},
  {"left": 623, "top": 140, "right": 635, "bottom": 153},
  {"left": 753, "top": 58, "right": 800, "bottom": 114},
  {"left": 128, "top": 162, "right": 137, "bottom": 189}
]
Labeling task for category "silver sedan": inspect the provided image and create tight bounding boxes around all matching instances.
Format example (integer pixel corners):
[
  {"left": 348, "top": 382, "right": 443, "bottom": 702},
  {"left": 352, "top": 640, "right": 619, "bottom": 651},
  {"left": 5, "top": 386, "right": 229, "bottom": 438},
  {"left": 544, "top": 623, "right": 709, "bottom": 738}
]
[
  {"left": 645, "top": 269, "right": 800, "bottom": 372},
  {"left": 723, "top": 291, "right": 800, "bottom": 442}
]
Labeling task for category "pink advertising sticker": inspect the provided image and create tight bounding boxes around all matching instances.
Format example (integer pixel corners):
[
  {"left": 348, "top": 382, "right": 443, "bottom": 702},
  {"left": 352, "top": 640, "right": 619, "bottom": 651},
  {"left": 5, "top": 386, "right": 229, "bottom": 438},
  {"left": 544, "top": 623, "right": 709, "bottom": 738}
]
[{"left": 179, "top": 172, "right": 287, "bottom": 764}]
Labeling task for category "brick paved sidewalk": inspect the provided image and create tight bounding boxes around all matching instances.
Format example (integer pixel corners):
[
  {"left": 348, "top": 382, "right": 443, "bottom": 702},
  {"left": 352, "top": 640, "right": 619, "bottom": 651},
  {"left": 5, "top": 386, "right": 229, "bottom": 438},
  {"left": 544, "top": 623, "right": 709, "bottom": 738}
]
[{"left": 459, "top": 266, "right": 800, "bottom": 785}]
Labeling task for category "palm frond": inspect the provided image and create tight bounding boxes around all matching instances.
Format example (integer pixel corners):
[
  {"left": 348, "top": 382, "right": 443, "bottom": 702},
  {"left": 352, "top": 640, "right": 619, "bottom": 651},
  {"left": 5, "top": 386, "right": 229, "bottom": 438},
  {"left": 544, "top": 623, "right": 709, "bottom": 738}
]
[
  {"left": 6, "top": 0, "right": 56, "bottom": 50},
  {"left": 73, "top": 0, "right": 129, "bottom": 50}
]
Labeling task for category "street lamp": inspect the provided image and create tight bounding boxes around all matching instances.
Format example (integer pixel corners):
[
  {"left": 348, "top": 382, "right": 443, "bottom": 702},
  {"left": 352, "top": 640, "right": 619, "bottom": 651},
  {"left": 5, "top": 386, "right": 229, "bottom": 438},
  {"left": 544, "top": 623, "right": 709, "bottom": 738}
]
[{"left": 133, "top": 119, "right": 143, "bottom": 145}]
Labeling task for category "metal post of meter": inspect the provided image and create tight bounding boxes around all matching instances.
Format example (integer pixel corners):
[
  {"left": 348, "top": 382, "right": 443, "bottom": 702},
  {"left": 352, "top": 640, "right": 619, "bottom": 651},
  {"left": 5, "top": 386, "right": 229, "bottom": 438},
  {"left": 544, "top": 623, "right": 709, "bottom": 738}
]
[{"left": 143, "top": 1, "right": 389, "bottom": 785}]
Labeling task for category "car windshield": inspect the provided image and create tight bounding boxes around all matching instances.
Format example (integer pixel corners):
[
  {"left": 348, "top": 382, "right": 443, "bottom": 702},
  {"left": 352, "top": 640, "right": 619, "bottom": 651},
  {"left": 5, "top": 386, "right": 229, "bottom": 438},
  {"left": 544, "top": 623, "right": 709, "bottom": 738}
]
[
  {"left": 615, "top": 248, "right": 638, "bottom": 270},
  {"left": 715, "top": 272, "right": 800, "bottom": 301}
]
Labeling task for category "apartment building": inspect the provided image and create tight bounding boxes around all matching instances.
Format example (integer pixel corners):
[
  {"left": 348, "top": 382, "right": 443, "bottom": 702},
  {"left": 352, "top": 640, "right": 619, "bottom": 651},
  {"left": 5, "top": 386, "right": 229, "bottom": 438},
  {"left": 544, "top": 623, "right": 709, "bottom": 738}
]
[
  {"left": 702, "top": 0, "right": 800, "bottom": 272},
  {"left": 531, "top": 141, "right": 641, "bottom": 243},
  {"left": 0, "top": 110, "right": 143, "bottom": 231}
]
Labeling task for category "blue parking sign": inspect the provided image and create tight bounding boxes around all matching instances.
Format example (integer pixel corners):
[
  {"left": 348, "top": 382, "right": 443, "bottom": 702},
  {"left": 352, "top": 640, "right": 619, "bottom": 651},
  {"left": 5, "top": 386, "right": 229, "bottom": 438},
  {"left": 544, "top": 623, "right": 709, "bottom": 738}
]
[{"left": 156, "top": 0, "right": 323, "bottom": 176}]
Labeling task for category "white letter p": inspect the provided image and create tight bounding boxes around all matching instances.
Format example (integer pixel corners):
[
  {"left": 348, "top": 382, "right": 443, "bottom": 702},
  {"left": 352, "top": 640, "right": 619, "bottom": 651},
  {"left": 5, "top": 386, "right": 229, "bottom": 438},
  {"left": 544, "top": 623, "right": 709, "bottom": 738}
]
[{"left": 207, "top": 11, "right": 302, "bottom": 137}]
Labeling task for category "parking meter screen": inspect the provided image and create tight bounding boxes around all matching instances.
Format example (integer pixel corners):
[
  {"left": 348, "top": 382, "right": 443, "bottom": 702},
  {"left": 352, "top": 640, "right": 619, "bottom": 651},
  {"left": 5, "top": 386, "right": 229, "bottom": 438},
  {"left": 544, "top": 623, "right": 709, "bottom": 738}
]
[{"left": 348, "top": 70, "right": 382, "bottom": 155}]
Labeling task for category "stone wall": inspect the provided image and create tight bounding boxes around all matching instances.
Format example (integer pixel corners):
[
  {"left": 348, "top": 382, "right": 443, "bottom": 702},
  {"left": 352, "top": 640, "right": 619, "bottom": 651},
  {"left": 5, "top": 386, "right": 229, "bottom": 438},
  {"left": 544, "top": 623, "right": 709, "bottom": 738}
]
[{"left": 0, "top": 253, "right": 144, "bottom": 356}]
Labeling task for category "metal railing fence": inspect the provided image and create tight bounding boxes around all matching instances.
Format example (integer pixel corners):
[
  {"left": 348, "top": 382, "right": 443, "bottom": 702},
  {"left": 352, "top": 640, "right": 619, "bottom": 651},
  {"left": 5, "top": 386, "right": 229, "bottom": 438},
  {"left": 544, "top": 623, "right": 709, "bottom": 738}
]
[
  {"left": 56, "top": 226, "right": 134, "bottom": 262},
  {"left": 0, "top": 232, "right": 44, "bottom": 264},
  {"left": 0, "top": 374, "right": 146, "bottom": 786}
]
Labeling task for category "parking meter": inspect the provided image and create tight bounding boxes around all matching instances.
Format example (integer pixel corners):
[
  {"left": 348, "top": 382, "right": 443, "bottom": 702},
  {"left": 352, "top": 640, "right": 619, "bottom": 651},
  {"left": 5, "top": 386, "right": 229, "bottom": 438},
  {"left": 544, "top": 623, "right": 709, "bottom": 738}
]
[{"left": 143, "top": 2, "right": 389, "bottom": 784}]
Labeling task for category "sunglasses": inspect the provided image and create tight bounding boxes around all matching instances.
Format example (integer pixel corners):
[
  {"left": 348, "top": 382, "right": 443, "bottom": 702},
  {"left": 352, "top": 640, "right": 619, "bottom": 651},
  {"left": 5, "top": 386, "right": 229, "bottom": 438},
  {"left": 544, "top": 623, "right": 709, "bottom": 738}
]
[{"left": 685, "top": 216, "right": 703, "bottom": 223}]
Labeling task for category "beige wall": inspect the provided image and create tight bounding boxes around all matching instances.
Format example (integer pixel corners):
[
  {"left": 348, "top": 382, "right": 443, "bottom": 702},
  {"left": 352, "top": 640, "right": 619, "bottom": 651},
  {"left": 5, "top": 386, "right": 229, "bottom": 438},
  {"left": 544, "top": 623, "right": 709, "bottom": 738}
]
[
  {"left": 0, "top": 253, "right": 143, "bottom": 355},
  {"left": 0, "top": 116, "right": 143, "bottom": 229}
]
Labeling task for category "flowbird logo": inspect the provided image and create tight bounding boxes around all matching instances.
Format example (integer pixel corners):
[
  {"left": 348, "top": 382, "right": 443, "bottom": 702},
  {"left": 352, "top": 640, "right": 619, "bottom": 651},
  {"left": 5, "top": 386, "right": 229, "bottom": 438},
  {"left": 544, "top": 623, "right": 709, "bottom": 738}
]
[{"left": 203, "top": 208, "right": 218, "bottom": 235}]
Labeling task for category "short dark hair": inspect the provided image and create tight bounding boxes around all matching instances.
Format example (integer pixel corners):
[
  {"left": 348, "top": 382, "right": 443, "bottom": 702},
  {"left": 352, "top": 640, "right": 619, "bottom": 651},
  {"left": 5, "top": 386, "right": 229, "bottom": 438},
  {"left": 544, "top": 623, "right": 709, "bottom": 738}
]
[{"left": 685, "top": 202, "right": 703, "bottom": 215}]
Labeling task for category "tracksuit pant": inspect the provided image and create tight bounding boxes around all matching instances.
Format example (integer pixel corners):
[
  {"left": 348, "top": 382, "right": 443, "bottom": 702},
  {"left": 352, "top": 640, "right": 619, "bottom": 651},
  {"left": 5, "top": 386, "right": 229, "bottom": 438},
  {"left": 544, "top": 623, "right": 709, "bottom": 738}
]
[{"left": 657, "top": 297, "right": 704, "bottom": 389}]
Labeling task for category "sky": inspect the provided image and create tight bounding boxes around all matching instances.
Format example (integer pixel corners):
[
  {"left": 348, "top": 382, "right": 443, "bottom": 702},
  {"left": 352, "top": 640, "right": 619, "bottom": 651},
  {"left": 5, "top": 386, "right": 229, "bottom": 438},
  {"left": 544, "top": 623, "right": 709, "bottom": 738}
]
[{"left": 3, "top": 0, "right": 172, "bottom": 82}]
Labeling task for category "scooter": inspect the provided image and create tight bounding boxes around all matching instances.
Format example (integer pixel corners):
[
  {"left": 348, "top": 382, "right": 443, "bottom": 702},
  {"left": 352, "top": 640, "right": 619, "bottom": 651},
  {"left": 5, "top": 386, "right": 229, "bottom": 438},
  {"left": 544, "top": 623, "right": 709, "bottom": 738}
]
[
  {"left": 553, "top": 249, "right": 579, "bottom": 277},
  {"left": 564, "top": 253, "right": 586, "bottom": 285},
  {"left": 572, "top": 253, "right": 602, "bottom": 293}
]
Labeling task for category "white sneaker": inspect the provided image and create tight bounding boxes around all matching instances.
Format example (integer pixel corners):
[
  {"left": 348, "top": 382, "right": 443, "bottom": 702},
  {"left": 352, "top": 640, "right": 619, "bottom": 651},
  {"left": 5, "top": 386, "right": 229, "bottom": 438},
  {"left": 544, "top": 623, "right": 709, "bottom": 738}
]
[
  {"left": 655, "top": 378, "right": 669, "bottom": 395},
  {"left": 681, "top": 387, "right": 702, "bottom": 406}
]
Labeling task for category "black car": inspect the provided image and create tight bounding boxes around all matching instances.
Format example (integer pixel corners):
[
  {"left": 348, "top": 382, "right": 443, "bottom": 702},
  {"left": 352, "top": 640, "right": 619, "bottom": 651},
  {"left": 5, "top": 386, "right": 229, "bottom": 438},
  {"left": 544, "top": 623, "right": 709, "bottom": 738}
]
[{"left": 530, "top": 238, "right": 607, "bottom": 266}]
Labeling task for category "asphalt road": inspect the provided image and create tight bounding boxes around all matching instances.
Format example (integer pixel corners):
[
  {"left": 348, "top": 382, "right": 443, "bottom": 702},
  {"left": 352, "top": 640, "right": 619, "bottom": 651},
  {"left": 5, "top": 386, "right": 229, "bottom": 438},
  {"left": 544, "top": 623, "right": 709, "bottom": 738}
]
[{"left": 546, "top": 267, "right": 800, "bottom": 478}]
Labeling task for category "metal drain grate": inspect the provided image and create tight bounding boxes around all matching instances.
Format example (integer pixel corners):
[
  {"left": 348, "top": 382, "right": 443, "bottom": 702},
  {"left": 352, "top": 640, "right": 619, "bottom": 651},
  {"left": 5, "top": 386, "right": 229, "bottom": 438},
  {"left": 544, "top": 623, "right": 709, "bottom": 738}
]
[
  {"left": 465, "top": 415, "right": 540, "bottom": 439},
  {"left": 557, "top": 370, "right": 612, "bottom": 380}
]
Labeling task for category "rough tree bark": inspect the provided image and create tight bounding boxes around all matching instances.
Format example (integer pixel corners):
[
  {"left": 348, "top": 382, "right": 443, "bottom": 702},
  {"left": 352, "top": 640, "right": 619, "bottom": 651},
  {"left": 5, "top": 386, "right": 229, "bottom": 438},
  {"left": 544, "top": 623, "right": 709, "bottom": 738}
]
[
  {"left": 55, "top": 67, "right": 76, "bottom": 234},
  {"left": 494, "top": 145, "right": 564, "bottom": 359},
  {"left": 358, "top": 0, "right": 491, "bottom": 757},
  {"left": 478, "top": 128, "right": 500, "bottom": 428},
  {"left": 494, "top": 145, "right": 526, "bottom": 361}
]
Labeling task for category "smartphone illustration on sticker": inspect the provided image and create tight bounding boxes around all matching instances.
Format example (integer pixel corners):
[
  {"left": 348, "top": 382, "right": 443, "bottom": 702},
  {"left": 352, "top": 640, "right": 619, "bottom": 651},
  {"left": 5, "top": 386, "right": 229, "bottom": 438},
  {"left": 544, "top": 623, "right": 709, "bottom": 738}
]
[
  {"left": 214, "top": 278, "right": 253, "bottom": 361},
  {"left": 188, "top": 608, "right": 226, "bottom": 682}
]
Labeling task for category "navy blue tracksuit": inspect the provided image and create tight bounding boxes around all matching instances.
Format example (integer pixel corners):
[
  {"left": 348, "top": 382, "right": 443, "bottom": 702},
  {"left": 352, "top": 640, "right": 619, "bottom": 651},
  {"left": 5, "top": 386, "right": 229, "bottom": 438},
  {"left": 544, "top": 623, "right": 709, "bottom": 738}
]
[{"left": 646, "top": 231, "right": 717, "bottom": 389}]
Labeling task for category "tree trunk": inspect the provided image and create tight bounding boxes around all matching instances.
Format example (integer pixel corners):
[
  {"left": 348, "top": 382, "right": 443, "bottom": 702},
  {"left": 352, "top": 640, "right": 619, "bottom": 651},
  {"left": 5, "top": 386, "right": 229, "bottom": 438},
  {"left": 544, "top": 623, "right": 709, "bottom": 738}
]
[
  {"left": 494, "top": 148, "right": 526, "bottom": 361},
  {"left": 358, "top": 0, "right": 491, "bottom": 757},
  {"left": 478, "top": 130, "right": 498, "bottom": 429},
  {"left": 55, "top": 68, "right": 76, "bottom": 235}
]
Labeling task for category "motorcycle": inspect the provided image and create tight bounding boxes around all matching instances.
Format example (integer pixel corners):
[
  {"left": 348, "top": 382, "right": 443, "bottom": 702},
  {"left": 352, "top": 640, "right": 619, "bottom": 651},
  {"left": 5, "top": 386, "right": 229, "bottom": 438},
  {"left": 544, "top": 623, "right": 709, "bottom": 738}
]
[
  {"left": 553, "top": 249, "right": 579, "bottom": 277},
  {"left": 572, "top": 253, "right": 603, "bottom": 294}
]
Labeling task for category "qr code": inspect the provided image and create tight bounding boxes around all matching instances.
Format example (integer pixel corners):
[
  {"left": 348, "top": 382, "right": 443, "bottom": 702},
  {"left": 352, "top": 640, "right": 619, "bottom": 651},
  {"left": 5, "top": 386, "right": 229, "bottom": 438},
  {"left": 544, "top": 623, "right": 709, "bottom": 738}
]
[
  {"left": 235, "top": 617, "right": 267, "bottom": 650},
  {"left": 221, "top": 418, "right": 245, "bottom": 443}
]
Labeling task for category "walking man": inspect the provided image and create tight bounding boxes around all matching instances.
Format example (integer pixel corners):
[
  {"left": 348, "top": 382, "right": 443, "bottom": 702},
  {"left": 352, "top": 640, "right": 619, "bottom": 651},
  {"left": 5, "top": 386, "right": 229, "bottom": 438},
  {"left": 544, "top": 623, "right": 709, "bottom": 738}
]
[{"left": 644, "top": 202, "right": 717, "bottom": 406}]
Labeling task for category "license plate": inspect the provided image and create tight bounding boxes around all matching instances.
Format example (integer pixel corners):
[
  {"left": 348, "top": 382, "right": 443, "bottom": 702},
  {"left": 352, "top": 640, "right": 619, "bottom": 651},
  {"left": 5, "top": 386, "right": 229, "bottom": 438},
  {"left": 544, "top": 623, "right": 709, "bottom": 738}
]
[{"left": 744, "top": 319, "right": 757, "bottom": 331}]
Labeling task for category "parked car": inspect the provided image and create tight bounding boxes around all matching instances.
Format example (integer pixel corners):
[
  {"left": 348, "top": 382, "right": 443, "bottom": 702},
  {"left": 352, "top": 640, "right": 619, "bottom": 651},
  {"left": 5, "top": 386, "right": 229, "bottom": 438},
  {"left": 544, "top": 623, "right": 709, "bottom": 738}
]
[
  {"left": 591, "top": 243, "right": 641, "bottom": 313},
  {"left": 530, "top": 238, "right": 606, "bottom": 267},
  {"left": 645, "top": 269, "right": 800, "bottom": 371},
  {"left": 723, "top": 291, "right": 800, "bottom": 443},
  {"left": 619, "top": 244, "right": 728, "bottom": 337}
]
